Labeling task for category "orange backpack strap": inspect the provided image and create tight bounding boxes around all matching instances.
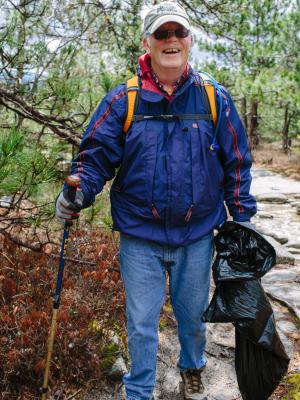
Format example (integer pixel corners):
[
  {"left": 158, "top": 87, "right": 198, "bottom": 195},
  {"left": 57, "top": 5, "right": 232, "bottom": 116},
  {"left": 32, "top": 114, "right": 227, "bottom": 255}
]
[
  {"left": 123, "top": 73, "right": 217, "bottom": 133},
  {"left": 198, "top": 72, "right": 217, "bottom": 126},
  {"left": 123, "top": 75, "right": 139, "bottom": 134}
]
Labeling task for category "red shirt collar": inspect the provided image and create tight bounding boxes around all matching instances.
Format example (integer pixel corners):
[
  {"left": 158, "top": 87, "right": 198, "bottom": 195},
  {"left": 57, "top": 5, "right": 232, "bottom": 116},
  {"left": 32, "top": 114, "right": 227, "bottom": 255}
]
[{"left": 138, "top": 53, "right": 190, "bottom": 100}]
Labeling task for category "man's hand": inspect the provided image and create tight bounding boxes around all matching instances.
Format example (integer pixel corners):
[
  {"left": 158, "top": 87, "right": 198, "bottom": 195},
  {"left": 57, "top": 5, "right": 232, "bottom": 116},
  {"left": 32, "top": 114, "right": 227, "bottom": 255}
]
[{"left": 55, "top": 190, "right": 84, "bottom": 224}]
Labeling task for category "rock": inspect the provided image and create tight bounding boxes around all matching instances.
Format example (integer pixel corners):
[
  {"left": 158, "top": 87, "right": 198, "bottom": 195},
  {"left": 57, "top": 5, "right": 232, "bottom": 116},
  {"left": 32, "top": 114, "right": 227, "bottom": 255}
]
[
  {"left": 157, "top": 369, "right": 181, "bottom": 395},
  {"left": 286, "top": 241, "right": 300, "bottom": 249},
  {"left": 289, "top": 201, "right": 300, "bottom": 207},
  {"left": 263, "top": 268, "right": 299, "bottom": 284},
  {"left": 255, "top": 193, "right": 288, "bottom": 203},
  {"left": 277, "top": 330, "right": 293, "bottom": 358},
  {"left": 272, "top": 233, "right": 289, "bottom": 244},
  {"left": 287, "top": 248, "right": 300, "bottom": 255},
  {"left": 262, "top": 266, "right": 300, "bottom": 319},
  {"left": 297, "top": 205, "right": 300, "bottom": 215},
  {"left": 207, "top": 324, "right": 235, "bottom": 349},
  {"left": 258, "top": 228, "right": 289, "bottom": 244},
  {"left": 157, "top": 329, "right": 240, "bottom": 400},
  {"left": 276, "top": 320, "right": 298, "bottom": 335},
  {"left": 263, "top": 235, "right": 295, "bottom": 265},
  {"left": 111, "top": 334, "right": 120, "bottom": 346},
  {"left": 257, "top": 212, "right": 273, "bottom": 219},
  {"left": 252, "top": 169, "right": 274, "bottom": 177},
  {"left": 108, "top": 356, "right": 127, "bottom": 380},
  {"left": 271, "top": 186, "right": 281, "bottom": 191},
  {"left": 264, "top": 283, "right": 300, "bottom": 318},
  {"left": 0, "top": 195, "right": 11, "bottom": 208}
]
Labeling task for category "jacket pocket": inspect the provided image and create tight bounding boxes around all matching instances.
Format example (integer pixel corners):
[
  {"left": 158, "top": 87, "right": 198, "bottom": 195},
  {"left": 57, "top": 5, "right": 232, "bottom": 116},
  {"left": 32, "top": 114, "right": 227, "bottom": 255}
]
[
  {"left": 113, "top": 120, "right": 167, "bottom": 217},
  {"left": 190, "top": 124, "right": 224, "bottom": 218}
]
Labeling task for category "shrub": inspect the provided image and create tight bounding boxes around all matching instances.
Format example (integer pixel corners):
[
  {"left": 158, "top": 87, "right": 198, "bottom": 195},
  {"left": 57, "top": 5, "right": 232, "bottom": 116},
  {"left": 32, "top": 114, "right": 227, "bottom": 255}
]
[{"left": 0, "top": 228, "right": 126, "bottom": 399}]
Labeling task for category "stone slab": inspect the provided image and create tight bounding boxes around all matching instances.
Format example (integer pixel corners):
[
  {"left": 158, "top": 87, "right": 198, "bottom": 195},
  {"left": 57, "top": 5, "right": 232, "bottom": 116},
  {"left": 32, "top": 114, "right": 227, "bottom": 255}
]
[
  {"left": 288, "top": 248, "right": 300, "bottom": 255},
  {"left": 263, "top": 266, "right": 300, "bottom": 319},
  {"left": 257, "top": 212, "right": 274, "bottom": 219},
  {"left": 256, "top": 227, "right": 289, "bottom": 244},
  {"left": 251, "top": 168, "right": 300, "bottom": 195},
  {"left": 276, "top": 320, "right": 299, "bottom": 334},
  {"left": 256, "top": 193, "right": 288, "bottom": 203},
  {"left": 263, "top": 235, "right": 295, "bottom": 265},
  {"left": 289, "top": 201, "right": 300, "bottom": 207},
  {"left": 286, "top": 241, "right": 300, "bottom": 249}
]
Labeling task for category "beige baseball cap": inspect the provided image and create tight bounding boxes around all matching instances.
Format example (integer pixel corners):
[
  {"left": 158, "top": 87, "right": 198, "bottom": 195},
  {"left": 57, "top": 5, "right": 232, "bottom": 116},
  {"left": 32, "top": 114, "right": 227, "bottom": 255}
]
[{"left": 142, "top": 2, "right": 190, "bottom": 37}]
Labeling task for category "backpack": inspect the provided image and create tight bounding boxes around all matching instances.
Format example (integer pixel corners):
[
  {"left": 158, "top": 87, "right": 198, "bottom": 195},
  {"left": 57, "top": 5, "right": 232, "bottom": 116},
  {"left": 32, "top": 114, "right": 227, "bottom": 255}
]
[{"left": 122, "top": 72, "right": 222, "bottom": 151}]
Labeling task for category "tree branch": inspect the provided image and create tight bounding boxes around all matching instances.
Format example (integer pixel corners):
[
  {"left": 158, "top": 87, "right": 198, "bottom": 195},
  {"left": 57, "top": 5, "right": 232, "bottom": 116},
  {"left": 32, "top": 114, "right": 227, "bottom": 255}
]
[{"left": 0, "top": 88, "right": 82, "bottom": 145}]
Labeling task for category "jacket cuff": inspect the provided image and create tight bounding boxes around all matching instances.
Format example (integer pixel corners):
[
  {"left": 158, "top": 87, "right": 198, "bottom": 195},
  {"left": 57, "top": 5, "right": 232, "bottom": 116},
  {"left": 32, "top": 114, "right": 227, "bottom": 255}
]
[
  {"left": 78, "top": 181, "right": 95, "bottom": 208},
  {"left": 231, "top": 212, "right": 252, "bottom": 222},
  {"left": 63, "top": 182, "right": 95, "bottom": 209}
]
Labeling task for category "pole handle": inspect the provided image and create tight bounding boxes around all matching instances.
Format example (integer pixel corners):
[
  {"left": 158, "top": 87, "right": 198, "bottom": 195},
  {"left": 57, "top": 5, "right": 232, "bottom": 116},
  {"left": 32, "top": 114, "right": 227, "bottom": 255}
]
[
  {"left": 65, "top": 174, "right": 81, "bottom": 202},
  {"left": 64, "top": 175, "right": 81, "bottom": 227}
]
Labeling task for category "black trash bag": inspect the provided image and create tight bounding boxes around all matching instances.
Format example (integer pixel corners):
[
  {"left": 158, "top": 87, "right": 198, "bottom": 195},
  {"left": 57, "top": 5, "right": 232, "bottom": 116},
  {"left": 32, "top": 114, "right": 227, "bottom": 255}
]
[{"left": 203, "top": 221, "right": 290, "bottom": 400}]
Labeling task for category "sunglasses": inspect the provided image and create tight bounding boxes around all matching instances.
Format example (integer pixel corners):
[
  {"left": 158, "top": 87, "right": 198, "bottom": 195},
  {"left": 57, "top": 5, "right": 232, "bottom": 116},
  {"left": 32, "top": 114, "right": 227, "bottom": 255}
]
[{"left": 153, "top": 28, "right": 190, "bottom": 40}]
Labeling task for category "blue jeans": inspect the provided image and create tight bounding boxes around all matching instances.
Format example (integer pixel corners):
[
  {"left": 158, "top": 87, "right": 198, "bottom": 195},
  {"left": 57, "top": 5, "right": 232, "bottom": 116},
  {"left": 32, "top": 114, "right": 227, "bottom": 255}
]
[{"left": 120, "top": 233, "right": 214, "bottom": 400}]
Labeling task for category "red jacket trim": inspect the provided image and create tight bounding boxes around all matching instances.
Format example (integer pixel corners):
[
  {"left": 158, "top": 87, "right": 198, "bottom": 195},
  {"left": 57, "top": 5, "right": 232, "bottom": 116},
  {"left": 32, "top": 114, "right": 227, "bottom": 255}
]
[
  {"left": 227, "top": 120, "right": 244, "bottom": 213},
  {"left": 89, "top": 91, "right": 126, "bottom": 144}
]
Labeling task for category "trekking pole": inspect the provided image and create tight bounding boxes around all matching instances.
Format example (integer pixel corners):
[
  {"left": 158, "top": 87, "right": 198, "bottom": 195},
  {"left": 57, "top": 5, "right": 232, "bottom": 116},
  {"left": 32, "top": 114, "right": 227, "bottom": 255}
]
[{"left": 41, "top": 175, "right": 81, "bottom": 400}]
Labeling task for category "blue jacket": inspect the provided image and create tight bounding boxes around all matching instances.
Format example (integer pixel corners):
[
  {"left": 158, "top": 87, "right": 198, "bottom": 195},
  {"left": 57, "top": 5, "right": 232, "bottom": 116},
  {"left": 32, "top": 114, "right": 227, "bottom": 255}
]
[{"left": 71, "top": 64, "right": 257, "bottom": 246}]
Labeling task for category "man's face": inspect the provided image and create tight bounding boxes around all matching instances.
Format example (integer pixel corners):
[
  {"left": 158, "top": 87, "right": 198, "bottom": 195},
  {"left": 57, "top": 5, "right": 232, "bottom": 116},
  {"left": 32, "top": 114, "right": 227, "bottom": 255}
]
[{"left": 143, "top": 22, "right": 192, "bottom": 74}]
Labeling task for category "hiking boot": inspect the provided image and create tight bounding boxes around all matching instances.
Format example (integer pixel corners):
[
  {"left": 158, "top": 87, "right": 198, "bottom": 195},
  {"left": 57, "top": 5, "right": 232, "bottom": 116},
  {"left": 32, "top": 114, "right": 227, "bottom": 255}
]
[{"left": 180, "top": 368, "right": 207, "bottom": 400}]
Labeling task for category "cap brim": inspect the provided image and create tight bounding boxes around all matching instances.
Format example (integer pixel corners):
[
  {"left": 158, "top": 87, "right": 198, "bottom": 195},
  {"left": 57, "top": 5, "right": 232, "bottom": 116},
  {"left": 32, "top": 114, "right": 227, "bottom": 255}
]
[{"left": 148, "top": 15, "right": 190, "bottom": 34}]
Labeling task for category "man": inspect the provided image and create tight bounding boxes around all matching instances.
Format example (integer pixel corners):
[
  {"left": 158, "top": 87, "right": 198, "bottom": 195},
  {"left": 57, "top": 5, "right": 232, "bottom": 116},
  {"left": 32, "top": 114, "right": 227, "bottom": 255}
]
[{"left": 56, "top": 2, "right": 257, "bottom": 399}]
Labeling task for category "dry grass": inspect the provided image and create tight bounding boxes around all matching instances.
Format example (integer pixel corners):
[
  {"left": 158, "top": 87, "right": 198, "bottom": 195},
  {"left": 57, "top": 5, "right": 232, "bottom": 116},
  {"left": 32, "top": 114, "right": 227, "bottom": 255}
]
[{"left": 252, "top": 141, "right": 300, "bottom": 181}]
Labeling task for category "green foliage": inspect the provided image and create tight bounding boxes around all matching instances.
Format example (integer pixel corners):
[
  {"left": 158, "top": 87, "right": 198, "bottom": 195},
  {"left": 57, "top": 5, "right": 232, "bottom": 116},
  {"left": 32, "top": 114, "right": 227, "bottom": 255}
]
[
  {"left": 282, "top": 374, "right": 300, "bottom": 400},
  {"left": 196, "top": 0, "right": 300, "bottom": 144},
  {"left": 100, "top": 343, "right": 120, "bottom": 371},
  {"left": 99, "top": 71, "right": 126, "bottom": 95},
  {"left": 0, "top": 129, "right": 60, "bottom": 198}
]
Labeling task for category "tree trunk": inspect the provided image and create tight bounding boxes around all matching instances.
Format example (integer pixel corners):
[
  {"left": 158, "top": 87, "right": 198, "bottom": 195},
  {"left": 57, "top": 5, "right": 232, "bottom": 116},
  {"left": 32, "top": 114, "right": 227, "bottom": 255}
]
[
  {"left": 282, "top": 104, "right": 291, "bottom": 153},
  {"left": 241, "top": 97, "right": 248, "bottom": 131},
  {"left": 248, "top": 100, "right": 259, "bottom": 149}
]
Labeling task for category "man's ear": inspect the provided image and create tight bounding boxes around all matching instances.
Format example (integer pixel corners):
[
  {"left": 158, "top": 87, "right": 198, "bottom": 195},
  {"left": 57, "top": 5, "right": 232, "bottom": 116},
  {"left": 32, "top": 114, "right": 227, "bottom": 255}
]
[{"left": 143, "top": 37, "right": 151, "bottom": 54}]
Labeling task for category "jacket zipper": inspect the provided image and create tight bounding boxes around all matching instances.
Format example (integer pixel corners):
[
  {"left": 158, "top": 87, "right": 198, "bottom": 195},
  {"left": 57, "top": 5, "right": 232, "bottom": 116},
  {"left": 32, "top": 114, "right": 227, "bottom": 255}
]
[
  {"left": 151, "top": 120, "right": 161, "bottom": 220},
  {"left": 185, "top": 125, "right": 195, "bottom": 223}
]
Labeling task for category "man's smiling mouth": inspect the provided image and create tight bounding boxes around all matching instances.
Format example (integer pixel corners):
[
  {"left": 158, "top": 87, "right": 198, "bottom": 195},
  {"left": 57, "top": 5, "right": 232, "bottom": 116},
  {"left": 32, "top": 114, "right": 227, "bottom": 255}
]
[{"left": 162, "top": 49, "right": 180, "bottom": 54}]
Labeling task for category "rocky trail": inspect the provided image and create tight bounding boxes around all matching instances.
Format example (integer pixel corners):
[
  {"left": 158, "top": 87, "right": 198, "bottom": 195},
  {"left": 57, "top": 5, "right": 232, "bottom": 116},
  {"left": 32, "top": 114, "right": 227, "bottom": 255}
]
[{"left": 84, "top": 168, "right": 300, "bottom": 400}]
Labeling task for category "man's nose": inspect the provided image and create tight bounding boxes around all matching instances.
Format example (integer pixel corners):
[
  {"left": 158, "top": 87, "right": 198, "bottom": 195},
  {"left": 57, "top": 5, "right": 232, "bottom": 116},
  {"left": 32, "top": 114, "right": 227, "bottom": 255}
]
[{"left": 165, "top": 31, "right": 178, "bottom": 40}]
